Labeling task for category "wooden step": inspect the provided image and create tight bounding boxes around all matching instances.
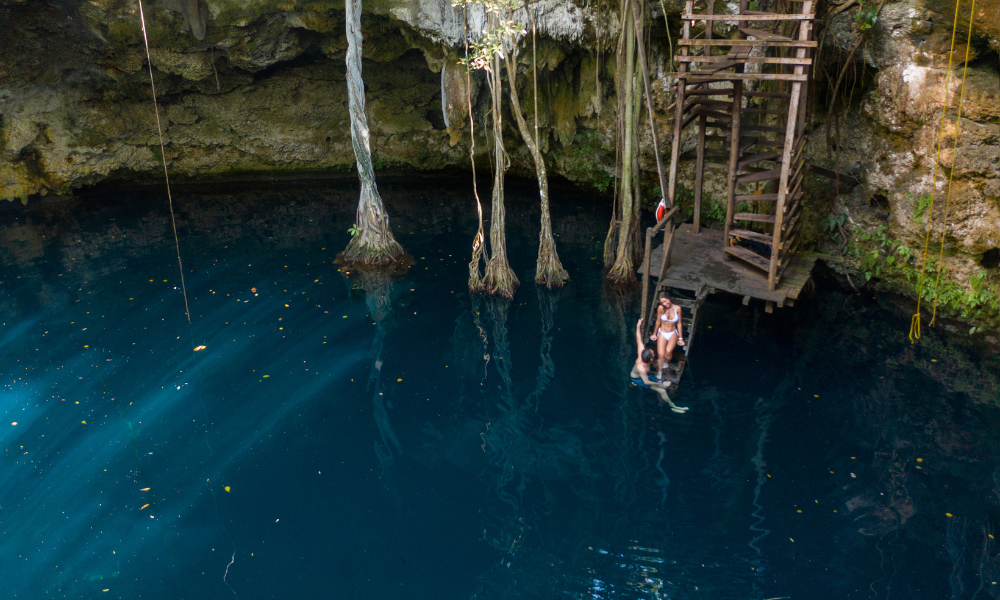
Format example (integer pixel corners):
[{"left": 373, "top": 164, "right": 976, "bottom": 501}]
[
  {"left": 678, "top": 72, "right": 809, "bottom": 82},
  {"left": 733, "top": 212, "right": 776, "bottom": 223},
  {"left": 742, "top": 124, "right": 788, "bottom": 133},
  {"left": 739, "top": 151, "right": 782, "bottom": 167},
  {"left": 684, "top": 87, "right": 735, "bottom": 96},
  {"left": 689, "top": 98, "right": 732, "bottom": 109},
  {"left": 739, "top": 26, "right": 793, "bottom": 40},
  {"left": 737, "top": 168, "right": 783, "bottom": 184},
  {"left": 677, "top": 55, "right": 813, "bottom": 66},
  {"left": 729, "top": 228, "right": 775, "bottom": 245},
  {"left": 679, "top": 38, "right": 818, "bottom": 48},
  {"left": 736, "top": 192, "right": 779, "bottom": 201},
  {"left": 692, "top": 106, "right": 733, "bottom": 122},
  {"left": 684, "top": 13, "right": 814, "bottom": 21},
  {"left": 725, "top": 245, "right": 772, "bottom": 272}
]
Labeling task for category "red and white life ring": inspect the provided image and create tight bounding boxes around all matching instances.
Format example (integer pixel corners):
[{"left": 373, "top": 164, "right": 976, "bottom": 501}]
[{"left": 655, "top": 198, "right": 666, "bottom": 222}]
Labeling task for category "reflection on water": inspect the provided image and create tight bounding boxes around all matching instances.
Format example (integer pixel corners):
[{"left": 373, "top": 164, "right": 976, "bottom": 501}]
[{"left": 1, "top": 182, "right": 999, "bottom": 600}]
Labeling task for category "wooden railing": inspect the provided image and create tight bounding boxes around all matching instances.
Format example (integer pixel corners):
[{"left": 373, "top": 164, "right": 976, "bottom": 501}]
[{"left": 640, "top": 205, "right": 680, "bottom": 330}]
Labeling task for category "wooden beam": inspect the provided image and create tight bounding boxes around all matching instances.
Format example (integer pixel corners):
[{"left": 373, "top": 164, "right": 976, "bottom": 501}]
[
  {"left": 683, "top": 13, "right": 814, "bottom": 20},
  {"left": 676, "top": 55, "right": 813, "bottom": 65},
  {"left": 678, "top": 39, "right": 817, "bottom": 47},
  {"left": 641, "top": 227, "right": 653, "bottom": 324},
  {"left": 677, "top": 72, "right": 809, "bottom": 82}
]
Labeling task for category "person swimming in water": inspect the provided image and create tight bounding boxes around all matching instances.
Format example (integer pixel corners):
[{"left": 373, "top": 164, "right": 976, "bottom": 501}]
[
  {"left": 650, "top": 292, "right": 684, "bottom": 380},
  {"left": 632, "top": 318, "right": 688, "bottom": 413}
]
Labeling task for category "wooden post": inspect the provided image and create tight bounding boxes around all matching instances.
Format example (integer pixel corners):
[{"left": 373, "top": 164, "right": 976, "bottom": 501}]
[
  {"left": 722, "top": 0, "right": 748, "bottom": 251},
  {"left": 767, "top": 1, "right": 812, "bottom": 292},
  {"left": 641, "top": 226, "right": 653, "bottom": 324},
  {"left": 722, "top": 81, "right": 742, "bottom": 249},
  {"left": 692, "top": 0, "right": 713, "bottom": 234},
  {"left": 693, "top": 115, "right": 706, "bottom": 233},
  {"left": 667, "top": 0, "right": 693, "bottom": 206},
  {"left": 629, "top": 0, "right": 670, "bottom": 210}
]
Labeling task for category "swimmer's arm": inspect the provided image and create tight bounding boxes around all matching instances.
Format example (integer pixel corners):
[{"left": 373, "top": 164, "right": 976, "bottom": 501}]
[{"left": 635, "top": 318, "right": 645, "bottom": 356}]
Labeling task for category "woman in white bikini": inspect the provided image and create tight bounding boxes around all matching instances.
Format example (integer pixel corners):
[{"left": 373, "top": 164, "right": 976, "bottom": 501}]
[{"left": 651, "top": 292, "right": 684, "bottom": 379}]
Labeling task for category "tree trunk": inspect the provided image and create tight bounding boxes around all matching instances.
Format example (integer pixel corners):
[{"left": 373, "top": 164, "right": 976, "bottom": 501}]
[
  {"left": 480, "top": 54, "right": 519, "bottom": 299},
  {"left": 607, "top": 0, "right": 641, "bottom": 285},
  {"left": 341, "top": 0, "right": 404, "bottom": 266},
  {"left": 503, "top": 47, "right": 569, "bottom": 289}
]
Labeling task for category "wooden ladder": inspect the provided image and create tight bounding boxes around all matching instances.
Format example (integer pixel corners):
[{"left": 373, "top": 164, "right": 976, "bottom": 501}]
[{"left": 667, "top": 0, "right": 816, "bottom": 292}]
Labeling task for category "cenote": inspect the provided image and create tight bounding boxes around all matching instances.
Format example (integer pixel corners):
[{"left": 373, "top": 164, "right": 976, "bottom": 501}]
[{"left": 1, "top": 179, "right": 998, "bottom": 600}]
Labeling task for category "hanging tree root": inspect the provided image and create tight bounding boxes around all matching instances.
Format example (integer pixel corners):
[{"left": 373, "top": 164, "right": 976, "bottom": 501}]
[
  {"left": 481, "top": 255, "right": 519, "bottom": 300},
  {"left": 536, "top": 236, "right": 569, "bottom": 288}
]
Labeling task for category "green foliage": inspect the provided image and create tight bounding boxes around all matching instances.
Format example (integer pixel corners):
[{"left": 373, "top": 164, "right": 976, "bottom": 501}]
[
  {"left": 556, "top": 130, "right": 613, "bottom": 193},
  {"left": 452, "top": 0, "right": 524, "bottom": 71},
  {"left": 842, "top": 224, "right": 999, "bottom": 326},
  {"left": 348, "top": 224, "right": 361, "bottom": 237},
  {"left": 912, "top": 192, "right": 933, "bottom": 223},
  {"left": 824, "top": 212, "right": 848, "bottom": 241},
  {"left": 704, "top": 195, "right": 726, "bottom": 223},
  {"left": 855, "top": 0, "right": 879, "bottom": 31}
]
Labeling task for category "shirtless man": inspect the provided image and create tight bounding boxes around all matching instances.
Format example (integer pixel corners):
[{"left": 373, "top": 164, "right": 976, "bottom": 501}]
[
  {"left": 632, "top": 318, "right": 689, "bottom": 413},
  {"left": 650, "top": 292, "right": 684, "bottom": 380}
]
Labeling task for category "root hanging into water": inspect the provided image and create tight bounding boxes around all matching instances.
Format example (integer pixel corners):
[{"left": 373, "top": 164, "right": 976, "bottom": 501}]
[{"left": 341, "top": 0, "right": 405, "bottom": 267}]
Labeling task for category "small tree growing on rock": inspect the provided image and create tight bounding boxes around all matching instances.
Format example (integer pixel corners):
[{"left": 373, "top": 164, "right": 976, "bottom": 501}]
[{"left": 340, "top": 0, "right": 405, "bottom": 266}]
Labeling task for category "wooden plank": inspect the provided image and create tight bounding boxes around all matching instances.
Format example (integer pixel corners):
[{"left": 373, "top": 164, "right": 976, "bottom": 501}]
[
  {"left": 678, "top": 38, "right": 817, "bottom": 47},
  {"left": 733, "top": 211, "right": 775, "bottom": 223},
  {"left": 684, "top": 87, "right": 735, "bottom": 96},
  {"left": 676, "top": 55, "right": 813, "bottom": 65},
  {"left": 688, "top": 98, "right": 732, "bottom": 108},
  {"left": 684, "top": 13, "right": 814, "bottom": 20},
  {"left": 724, "top": 245, "right": 771, "bottom": 272},
  {"left": 692, "top": 106, "right": 733, "bottom": 122},
  {"left": 694, "top": 115, "right": 706, "bottom": 233},
  {"left": 737, "top": 168, "right": 783, "bottom": 184},
  {"left": 804, "top": 163, "right": 862, "bottom": 188},
  {"left": 739, "top": 26, "right": 792, "bottom": 40},
  {"left": 722, "top": 79, "right": 743, "bottom": 249},
  {"left": 736, "top": 192, "right": 779, "bottom": 201},
  {"left": 738, "top": 151, "right": 781, "bottom": 167},
  {"left": 641, "top": 227, "right": 653, "bottom": 324},
  {"left": 678, "top": 72, "right": 809, "bottom": 82},
  {"left": 639, "top": 229, "right": 820, "bottom": 304},
  {"left": 729, "top": 228, "right": 774, "bottom": 244}
]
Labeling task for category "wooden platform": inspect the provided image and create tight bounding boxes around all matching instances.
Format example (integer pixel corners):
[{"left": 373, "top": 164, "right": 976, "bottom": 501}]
[{"left": 638, "top": 227, "right": 819, "bottom": 305}]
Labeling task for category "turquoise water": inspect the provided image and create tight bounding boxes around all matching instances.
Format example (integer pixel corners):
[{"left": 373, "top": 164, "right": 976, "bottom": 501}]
[{"left": 2, "top": 181, "right": 999, "bottom": 600}]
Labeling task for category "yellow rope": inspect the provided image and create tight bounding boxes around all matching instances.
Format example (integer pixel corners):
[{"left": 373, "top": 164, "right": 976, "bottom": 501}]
[
  {"left": 929, "top": 0, "right": 977, "bottom": 327},
  {"left": 908, "top": 0, "right": 965, "bottom": 344}
]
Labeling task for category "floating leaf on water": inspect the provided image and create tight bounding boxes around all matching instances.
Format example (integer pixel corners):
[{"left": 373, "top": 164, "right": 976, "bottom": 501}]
[
  {"left": 140, "top": 488, "right": 150, "bottom": 491},
  {"left": 140, "top": 504, "right": 149, "bottom": 510},
  {"left": 193, "top": 345, "right": 206, "bottom": 352},
  {"left": 224, "top": 486, "right": 231, "bottom": 492}
]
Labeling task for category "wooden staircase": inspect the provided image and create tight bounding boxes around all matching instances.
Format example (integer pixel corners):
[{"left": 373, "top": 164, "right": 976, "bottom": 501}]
[{"left": 667, "top": 0, "right": 815, "bottom": 292}]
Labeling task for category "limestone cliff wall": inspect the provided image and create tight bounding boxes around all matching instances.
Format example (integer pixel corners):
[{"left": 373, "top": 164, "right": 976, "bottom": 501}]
[{"left": 1, "top": 0, "right": 997, "bottom": 323}]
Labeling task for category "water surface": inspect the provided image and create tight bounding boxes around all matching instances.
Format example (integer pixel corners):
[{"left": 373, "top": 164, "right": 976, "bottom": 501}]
[{"left": 2, "top": 180, "right": 999, "bottom": 600}]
